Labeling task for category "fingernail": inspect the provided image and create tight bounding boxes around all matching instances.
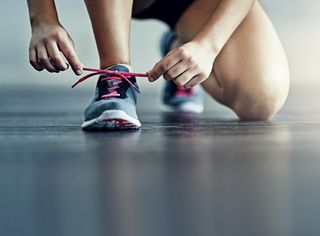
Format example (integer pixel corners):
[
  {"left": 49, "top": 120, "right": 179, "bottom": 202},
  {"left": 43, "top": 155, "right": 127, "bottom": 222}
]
[
  {"left": 66, "top": 63, "right": 69, "bottom": 69},
  {"left": 148, "top": 76, "right": 155, "bottom": 82},
  {"left": 76, "top": 70, "right": 82, "bottom": 75}
]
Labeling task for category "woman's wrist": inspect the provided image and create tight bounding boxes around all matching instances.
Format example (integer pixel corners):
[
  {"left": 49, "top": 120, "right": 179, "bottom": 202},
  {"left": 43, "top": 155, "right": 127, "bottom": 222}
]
[
  {"left": 28, "top": 0, "right": 60, "bottom": 30},
  {"left": 30, "top": 16, "right": 60, "bottom": 30},
  {"left": 192, "top": 35, "right": 221, "bottom": 58}
]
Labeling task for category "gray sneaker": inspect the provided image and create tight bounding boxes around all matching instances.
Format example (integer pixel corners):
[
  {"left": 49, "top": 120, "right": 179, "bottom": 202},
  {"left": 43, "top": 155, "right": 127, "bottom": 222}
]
[
  {"left": 160, "top": 30, "right": 204, "bottom": 113},
  {"left": 80, "top": 65, "right": 141, "bottom": 130}
]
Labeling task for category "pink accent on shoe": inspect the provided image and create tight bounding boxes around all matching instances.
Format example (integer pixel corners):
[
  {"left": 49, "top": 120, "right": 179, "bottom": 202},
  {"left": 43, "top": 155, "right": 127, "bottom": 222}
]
[
  {"left": 72, "top": 67, "right": 148, "bottom": 99},
  {"left": 102, "top": 118, "right": 138, "bottom": 129},
  {"left": 175, "top": 85, "right": 194, "bottom": 97}
]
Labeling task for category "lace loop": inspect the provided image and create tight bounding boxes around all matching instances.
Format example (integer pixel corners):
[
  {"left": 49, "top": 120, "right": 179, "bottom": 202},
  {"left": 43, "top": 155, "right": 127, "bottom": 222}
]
[{"left": 72, "top": 67, "right": 148, "bottom": 98}]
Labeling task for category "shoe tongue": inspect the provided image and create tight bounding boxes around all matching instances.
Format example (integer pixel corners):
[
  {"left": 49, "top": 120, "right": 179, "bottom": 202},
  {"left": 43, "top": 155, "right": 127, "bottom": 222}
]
[
  {"left": 100, "top": 64, "right": 130, "bottom": 84},
  {"left": 96, "top": 65, "right": 136, "bottom": 100}
]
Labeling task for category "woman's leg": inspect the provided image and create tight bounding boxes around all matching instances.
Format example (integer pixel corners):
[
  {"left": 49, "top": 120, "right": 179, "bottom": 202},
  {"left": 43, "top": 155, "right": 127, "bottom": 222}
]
[
  {"left": 82, "top": 0, "right": 155, "bottom": 131},
  {"left": 84, "top": 0, "right": 133, "bottom": 69},
  {"left": 84, "top": 0, "right": 145, "bottom": 69},
  {"left": 175, "top": 0, "right": 290, "bottom": 120}
]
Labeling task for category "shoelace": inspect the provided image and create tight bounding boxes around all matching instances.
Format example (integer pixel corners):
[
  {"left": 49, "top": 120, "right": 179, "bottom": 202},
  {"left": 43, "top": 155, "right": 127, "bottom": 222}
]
[
  {"left": 176, "top": 85, "right": 194, "bottom": 97},
  {"left": 72, "top": 67, "right": 148, "bottom": 99}
]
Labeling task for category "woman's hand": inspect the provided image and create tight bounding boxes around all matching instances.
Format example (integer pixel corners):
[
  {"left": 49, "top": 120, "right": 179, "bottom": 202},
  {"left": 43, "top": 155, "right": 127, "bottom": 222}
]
[
  {"left": 147, "top": 41, "right": 216, "bottom": 88},
  {"left": 29, "top": 22, "right": 83, "bottom": 75}
]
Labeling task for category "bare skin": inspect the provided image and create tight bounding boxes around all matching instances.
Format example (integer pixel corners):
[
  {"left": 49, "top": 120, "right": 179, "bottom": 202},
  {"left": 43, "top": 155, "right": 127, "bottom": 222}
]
[
  {"left": 27, "top": 0, "right": 289, "bottom": 120},
  {"left": 27, "top": 0, "right": 83, "bottom": 74},
  {"left": 177, "top": 1, "right": 290, "bottom": 120},
  {"left": 147, "top": 0, "right": 289, "bottom": 120},
  {"left": 84, "top": 0, "right": 133, "bottom": 69}
]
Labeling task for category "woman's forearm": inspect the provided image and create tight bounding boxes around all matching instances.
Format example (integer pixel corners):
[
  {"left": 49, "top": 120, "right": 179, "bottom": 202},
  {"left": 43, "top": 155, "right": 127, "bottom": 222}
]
[
  {"left": 193, "top": 0, "right": 255, "bottom": 55},
  {"left": 27, "top": 0, "right": 59, "bottom": 29}
]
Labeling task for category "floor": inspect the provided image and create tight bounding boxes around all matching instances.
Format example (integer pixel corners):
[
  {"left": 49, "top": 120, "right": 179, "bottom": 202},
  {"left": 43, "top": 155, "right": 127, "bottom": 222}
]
[{"left": 1, "top": 85, "right": 320, "bottom": 236}]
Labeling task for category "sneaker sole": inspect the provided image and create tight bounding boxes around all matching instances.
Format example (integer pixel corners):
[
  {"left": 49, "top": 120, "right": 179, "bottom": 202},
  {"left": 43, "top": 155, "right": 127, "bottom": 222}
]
[
  {"left": 82, "top": 110, "right": 141, "bottom": 131},
  {"left": 162, "top": 102, "right": 204, "bottom": 114}
]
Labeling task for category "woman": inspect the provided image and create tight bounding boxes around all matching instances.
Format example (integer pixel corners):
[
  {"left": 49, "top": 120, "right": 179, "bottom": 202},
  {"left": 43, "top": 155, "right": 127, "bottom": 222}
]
[{"left": 27, "top": 0, "right": 289, "bottom": 130}]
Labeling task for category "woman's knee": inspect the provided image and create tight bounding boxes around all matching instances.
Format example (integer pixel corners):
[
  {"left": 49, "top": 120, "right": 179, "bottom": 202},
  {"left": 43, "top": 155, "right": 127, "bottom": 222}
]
[{"left": 229, "top": 70, "right": 290, "bottom": 121}]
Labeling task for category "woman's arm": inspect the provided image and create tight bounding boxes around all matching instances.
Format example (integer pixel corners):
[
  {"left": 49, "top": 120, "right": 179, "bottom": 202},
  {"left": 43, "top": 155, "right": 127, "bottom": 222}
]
[
  {"left": 147, "top": 0, "right": 255, "bottom": 88},
  {"left": 27, "top": 0, "right": 59, "bottom": 27},
  {"left": 27, "top": 0, "right": 83, "bottom": 74},
  {"left": 193, "top": 0, "right": 255, "bottom": 55}
]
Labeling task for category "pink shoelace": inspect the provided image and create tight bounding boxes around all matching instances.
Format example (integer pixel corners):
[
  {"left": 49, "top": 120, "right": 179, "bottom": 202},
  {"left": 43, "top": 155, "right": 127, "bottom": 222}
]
[{"left": 72, "top": 67, "right": 148, "bottom": 99}]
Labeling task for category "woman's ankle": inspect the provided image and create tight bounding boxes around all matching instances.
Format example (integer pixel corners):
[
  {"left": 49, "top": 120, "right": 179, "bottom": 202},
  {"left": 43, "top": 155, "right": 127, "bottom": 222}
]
[
  {"left": 102, "top": 63, "right": 133, "bottom": 72},
  {"left": 100, "top": 59, "right": 131, "bottom": 70}
]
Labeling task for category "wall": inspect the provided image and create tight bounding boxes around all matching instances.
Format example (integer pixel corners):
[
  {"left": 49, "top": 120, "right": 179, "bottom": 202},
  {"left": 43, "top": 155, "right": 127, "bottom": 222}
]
[{"left": 0, "top": 0, "right": 319, "bottom": 90}]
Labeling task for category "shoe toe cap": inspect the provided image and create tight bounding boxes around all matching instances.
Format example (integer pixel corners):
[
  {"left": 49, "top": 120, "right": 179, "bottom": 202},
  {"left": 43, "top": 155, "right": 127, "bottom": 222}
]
[{"left": 84, "top": 100, "right": 137, "bottom": 121}]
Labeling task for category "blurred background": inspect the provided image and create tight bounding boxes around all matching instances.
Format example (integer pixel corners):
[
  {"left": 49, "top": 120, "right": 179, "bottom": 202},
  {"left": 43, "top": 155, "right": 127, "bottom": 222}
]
[
  {"left": 1, "top": 2, "right": 320, "bottom": 236},
  {"left": 0, "top": 0, "right": 319, "bottom": 92}
]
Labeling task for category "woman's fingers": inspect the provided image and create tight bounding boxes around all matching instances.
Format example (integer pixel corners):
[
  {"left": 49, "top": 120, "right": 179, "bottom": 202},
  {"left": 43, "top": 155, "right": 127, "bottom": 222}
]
[
  {"left": 147, "top": 53, "right": 180, "bottom": 82},
  {"left": 29, "top": 48, "right": 43, "bottom": 71},
  {"left": 147, "top": 47, "right": 206, "bottom": 87},
  {"left": 184, "top": 74, "right": 206, "bottom": 88},
  {"left": 36, "top": 45, "right": 58, "bottom": 72},
  {"left": 173, "top": 70, "right": 198, "bottom": 87},
  {"left": 29, "top": 24, "right": 82, "bottom": 74},
  {"left": 148, "top": 41, "right": 216, "bottom": 87},
  {"left": 163, "top": 62, "right": 188, "bottom": 81},
  {"left": 46, "top": 41, "right": 68, "bottom": 71},
  {"left": 58, "top": 39, "right": 83, "bottom": 75}
]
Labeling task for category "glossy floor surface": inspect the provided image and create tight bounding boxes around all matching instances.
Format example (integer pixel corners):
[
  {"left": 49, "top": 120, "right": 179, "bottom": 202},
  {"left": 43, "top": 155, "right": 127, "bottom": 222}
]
[{"left": 1, "top": 86, "right": 320, "bottom": 236}]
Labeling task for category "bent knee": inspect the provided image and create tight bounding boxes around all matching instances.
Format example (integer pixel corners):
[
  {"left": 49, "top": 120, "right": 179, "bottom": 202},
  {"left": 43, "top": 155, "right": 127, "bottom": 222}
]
[
  {"left": 233, "top": 98, "right": 281, "bottom": 121},
  {"left": 231, "top": 73, "right": 290, "bottom": 121}
]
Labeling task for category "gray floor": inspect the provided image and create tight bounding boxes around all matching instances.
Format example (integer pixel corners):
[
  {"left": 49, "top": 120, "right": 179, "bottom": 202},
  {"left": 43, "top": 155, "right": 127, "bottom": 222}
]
[{"left": 1, "top": 85, "right": 320, "bottom": 236}]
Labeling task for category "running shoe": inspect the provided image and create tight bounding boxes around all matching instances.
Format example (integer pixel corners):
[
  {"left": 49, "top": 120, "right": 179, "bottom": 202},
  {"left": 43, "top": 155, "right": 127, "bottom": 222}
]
[
  {"left": 73, "top": 65, "right": 141, "bottom": 130},
  {"left": 162, "top": 81, "right": 205, "bottom": 113},
  {"left": 160, "top": 30, "right": 204, "bottom": 113}
]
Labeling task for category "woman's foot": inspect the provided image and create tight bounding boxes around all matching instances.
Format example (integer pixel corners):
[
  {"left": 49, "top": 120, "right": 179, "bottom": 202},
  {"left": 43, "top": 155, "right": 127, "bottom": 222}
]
[
  {"left": 82, "top": 65, "right": 141, "bottom": 131},
  {"left": 160, "top": 30, "right": 204, "bottom": 113}
]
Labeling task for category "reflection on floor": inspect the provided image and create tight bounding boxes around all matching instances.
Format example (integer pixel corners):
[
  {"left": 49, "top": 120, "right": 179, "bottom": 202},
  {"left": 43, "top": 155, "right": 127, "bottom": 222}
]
[{"left": 0, "top": 86, "right": 320, "bottom": 236}]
